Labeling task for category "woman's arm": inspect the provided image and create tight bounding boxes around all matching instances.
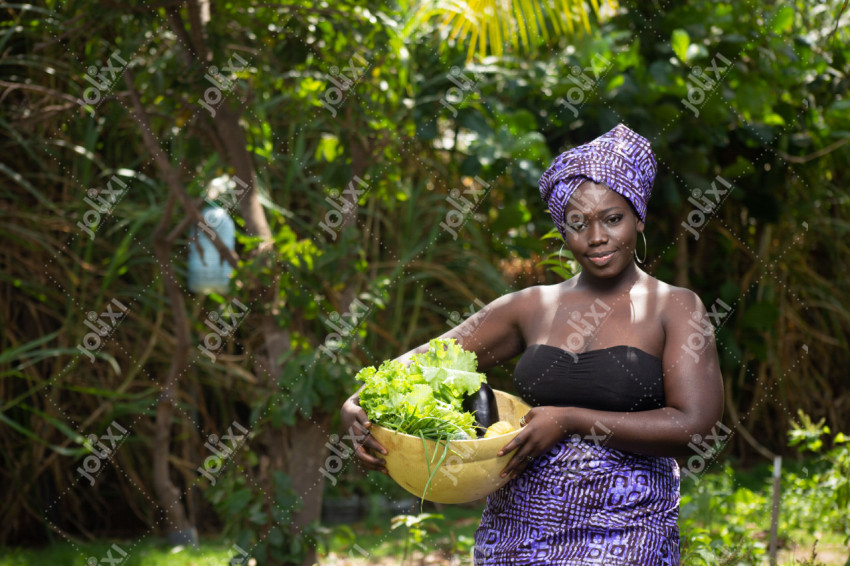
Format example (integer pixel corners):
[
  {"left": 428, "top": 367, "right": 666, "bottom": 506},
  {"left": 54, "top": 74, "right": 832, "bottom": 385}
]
[
  {"left": 393, "top": 288, "right": 529, "bottom": 370},
  {"left": 498, "top": 287, "right": 724, "bottom": 476}
]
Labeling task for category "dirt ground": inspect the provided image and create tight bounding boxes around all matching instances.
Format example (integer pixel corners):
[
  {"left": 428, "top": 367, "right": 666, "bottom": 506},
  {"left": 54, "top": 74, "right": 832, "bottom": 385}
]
[{"left": 777, "top": 539, "right": 850, "bottom": 565}]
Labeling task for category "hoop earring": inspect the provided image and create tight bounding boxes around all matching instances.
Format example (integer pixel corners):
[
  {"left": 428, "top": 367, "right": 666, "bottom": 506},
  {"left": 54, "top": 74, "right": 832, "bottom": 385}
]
[
  {"left": 634, "top": 231, "right": 647, "bottom": 264},
  {"left": 559, "top": 242, "right": 576, "bottom": 274}
]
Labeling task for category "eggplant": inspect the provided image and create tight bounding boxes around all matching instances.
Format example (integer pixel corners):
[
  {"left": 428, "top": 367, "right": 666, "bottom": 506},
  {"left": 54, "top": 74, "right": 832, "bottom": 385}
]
[{"left": 462, "top": 384, "right": 500, "bottom": 437}]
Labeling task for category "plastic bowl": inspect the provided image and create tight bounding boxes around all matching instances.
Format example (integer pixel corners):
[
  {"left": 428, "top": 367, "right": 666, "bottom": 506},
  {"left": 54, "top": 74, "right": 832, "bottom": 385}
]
[{"left": 369, "top": 389, "right": 531, "bottom": 504}]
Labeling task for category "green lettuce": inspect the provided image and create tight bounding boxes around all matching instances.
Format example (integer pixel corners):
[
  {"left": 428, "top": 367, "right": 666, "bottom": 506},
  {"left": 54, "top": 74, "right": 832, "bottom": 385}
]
[{"left": 356, "top": 338, "right": 486, "bottom": 440}]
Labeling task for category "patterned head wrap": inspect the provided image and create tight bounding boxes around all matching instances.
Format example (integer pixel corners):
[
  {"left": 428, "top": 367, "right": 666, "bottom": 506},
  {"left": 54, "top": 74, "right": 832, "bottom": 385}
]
[{"left": 538, "top": 124, "right": 657, "bottom": 240}]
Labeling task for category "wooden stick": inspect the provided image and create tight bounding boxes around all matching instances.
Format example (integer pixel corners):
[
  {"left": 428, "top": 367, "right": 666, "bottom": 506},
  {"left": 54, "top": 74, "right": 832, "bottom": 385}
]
[{"left": 769, "top": 455, "right": 782, "bottom": 565}]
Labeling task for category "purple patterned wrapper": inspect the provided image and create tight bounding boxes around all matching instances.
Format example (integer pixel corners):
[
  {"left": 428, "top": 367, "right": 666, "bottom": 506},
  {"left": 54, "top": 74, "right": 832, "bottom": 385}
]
[{"left": 539, "top": 124, "right": 657, "bottom": 240}]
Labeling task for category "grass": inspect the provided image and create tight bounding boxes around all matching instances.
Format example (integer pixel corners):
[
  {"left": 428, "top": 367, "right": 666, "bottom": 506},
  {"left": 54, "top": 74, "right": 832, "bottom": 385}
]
[
  {"left": 319, "top": 503, "right": 484, "bottom": 564},
  {"left": 0, "top": 538, "right": 236, "bottom": 566}
]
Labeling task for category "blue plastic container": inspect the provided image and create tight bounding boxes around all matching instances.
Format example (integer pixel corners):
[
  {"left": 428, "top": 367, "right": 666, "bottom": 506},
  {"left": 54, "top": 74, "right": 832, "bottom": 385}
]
[{"left": 188, "top": 206, "right": 235, "bottom": 294}]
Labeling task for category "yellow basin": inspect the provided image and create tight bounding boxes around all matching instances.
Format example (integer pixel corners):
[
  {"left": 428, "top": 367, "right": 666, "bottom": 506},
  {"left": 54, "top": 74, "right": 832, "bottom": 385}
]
[{"left": 369, "top": 389, "right": 531, "bottom": 504}]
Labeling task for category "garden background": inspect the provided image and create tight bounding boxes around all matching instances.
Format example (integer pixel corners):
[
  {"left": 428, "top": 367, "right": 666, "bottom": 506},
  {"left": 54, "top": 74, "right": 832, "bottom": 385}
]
[{"left": 1, "top": 0, "right": 849, "bottom": 564}]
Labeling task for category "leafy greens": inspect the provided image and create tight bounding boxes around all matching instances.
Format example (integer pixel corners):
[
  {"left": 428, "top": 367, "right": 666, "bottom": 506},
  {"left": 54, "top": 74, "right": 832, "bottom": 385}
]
[{"left": 356, "top": 338, "right": 487, "bottom": 440}]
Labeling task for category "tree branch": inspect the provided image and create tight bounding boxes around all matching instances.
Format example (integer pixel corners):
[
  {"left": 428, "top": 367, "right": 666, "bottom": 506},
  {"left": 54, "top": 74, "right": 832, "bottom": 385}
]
[
  {"left": 825, "top": 0, "right": 849, "bottom": 47},
  {"left": 123, "top": 68, "right": 238, "bottom": 268},
  {"left": 150, "top": 185, "right": 194, "bottom": 536},
  {"left": 777, "top": 137, "right": 849, "bottom": 164},
  {"left": 164, "top": 5, "right": 199, "bottom": 67},
  {"left": 185, "top": 0, "right": 211, "bottom": 63}
]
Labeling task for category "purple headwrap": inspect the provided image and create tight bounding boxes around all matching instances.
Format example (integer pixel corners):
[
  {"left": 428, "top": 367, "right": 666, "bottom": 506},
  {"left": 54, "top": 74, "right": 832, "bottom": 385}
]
[{"left": 538, "top": 124, "right": 657, "bottom": 240}]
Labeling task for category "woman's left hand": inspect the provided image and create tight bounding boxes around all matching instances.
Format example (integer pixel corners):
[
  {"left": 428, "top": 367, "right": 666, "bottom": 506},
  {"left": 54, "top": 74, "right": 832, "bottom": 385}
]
[{"left": 498, "top": 406, "right": 571, "bottom": 478}]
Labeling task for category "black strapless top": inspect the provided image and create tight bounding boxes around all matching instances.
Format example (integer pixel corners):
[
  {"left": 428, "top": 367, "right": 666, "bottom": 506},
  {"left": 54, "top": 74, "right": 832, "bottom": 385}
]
[{"left": 513, "top": 344, "right": 665, "bottom": 412}]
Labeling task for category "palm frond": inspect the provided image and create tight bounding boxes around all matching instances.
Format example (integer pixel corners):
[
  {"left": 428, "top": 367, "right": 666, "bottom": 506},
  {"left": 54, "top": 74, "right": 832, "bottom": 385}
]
[{"left": 413, "top": 0, "right": 618, "bottom": 60}]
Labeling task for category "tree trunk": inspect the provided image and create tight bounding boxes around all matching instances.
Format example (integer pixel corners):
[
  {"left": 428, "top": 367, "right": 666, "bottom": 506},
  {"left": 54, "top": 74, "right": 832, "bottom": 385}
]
[
  {"left": 280, "top": 413, "right": 331, "bottom": 566},
  {"left": 151, "top": 194, "right": 197, "bottom": 546}
]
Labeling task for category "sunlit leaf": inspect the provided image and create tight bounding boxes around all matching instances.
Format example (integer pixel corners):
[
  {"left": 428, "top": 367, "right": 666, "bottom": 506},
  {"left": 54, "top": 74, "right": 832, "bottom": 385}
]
[
  {"left": 672, "top": 29, "right": 690, "bottom": 63},
  {"left": 771, "top": 5, "right": 794, "bottom": 34},
  {"left": 315, "top": 134, "right": 341, "bottom": 162}
]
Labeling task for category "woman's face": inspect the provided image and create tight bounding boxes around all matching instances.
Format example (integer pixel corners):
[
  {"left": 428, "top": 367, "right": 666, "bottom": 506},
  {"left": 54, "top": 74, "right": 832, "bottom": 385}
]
[{"left": 561, "top": 181, "right": 644, "bottom": 277}]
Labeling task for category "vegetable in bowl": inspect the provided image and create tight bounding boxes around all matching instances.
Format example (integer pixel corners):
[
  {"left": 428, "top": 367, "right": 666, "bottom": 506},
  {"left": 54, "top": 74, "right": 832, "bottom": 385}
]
[
  {"left": 356, "top": 338, "right": 526, "bottom": 505},
  {"left": 355, "top": 338, "right": 488, "bottom": 440}
]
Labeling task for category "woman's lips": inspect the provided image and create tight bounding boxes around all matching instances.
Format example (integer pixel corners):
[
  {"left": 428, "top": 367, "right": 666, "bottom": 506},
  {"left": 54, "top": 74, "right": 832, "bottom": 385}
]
[{"left": 588, "top": 251, "right": 615, "bottom": 266}]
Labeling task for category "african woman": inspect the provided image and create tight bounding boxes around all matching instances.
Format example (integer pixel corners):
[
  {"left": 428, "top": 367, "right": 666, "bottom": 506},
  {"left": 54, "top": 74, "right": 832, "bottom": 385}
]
[{"left": 341, "top": 124, "right": 724, "bottom": 565}]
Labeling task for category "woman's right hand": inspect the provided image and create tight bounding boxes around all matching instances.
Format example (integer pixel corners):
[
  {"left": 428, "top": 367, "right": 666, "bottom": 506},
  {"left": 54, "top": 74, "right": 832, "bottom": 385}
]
[{"left": 340, "top": 395, "right": 388, "bottom": 474}]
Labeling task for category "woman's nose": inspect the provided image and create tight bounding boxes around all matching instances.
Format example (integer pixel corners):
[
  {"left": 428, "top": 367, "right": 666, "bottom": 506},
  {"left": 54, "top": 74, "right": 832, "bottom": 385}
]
[{"left": 587, "top": 221, "right": 607, "bottom": 245}]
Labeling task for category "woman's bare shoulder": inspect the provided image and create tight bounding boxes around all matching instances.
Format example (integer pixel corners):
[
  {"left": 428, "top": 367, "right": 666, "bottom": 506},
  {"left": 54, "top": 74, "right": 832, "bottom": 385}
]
[
  {"left": 498, "top": 279, "right": 577, "bottom": 307},
  {"left": 642, "top": 275, "right": 706, "bottom": 319}
]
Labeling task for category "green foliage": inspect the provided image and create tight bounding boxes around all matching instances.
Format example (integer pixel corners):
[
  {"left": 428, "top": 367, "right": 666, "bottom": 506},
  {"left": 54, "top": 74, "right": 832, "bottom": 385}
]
[
  {"left": 785, "top": 412, "right": 850, "bottom": 544},
  {"left": 390, "top": 512, "right": 445, "bottom": 564},
  {"left": 204, "top": 466, "right": 312, "bottom": 565},
  {"left": 679, "top": 464, "right": 767, "bottom": 564},
  {"left": 538, "top": 228, "right": 581, "bottom": 279},
  {"left": 788, "top": 410, "right": 833, "bottom": 453},
  {"left": 679, "top": 418, "right": 850, "bottom": 564}
]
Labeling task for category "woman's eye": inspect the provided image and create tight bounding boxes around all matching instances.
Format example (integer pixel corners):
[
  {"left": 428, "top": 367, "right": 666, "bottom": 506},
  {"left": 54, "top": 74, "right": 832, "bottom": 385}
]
[{"left": 607, "top": 215, "right": 622, "bottom": 224}]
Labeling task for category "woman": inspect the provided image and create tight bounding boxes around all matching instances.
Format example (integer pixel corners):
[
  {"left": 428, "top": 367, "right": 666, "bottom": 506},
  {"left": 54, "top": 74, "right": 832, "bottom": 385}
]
[{"left": 340, "top": 124, "right": 724, "bottom": 565}]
